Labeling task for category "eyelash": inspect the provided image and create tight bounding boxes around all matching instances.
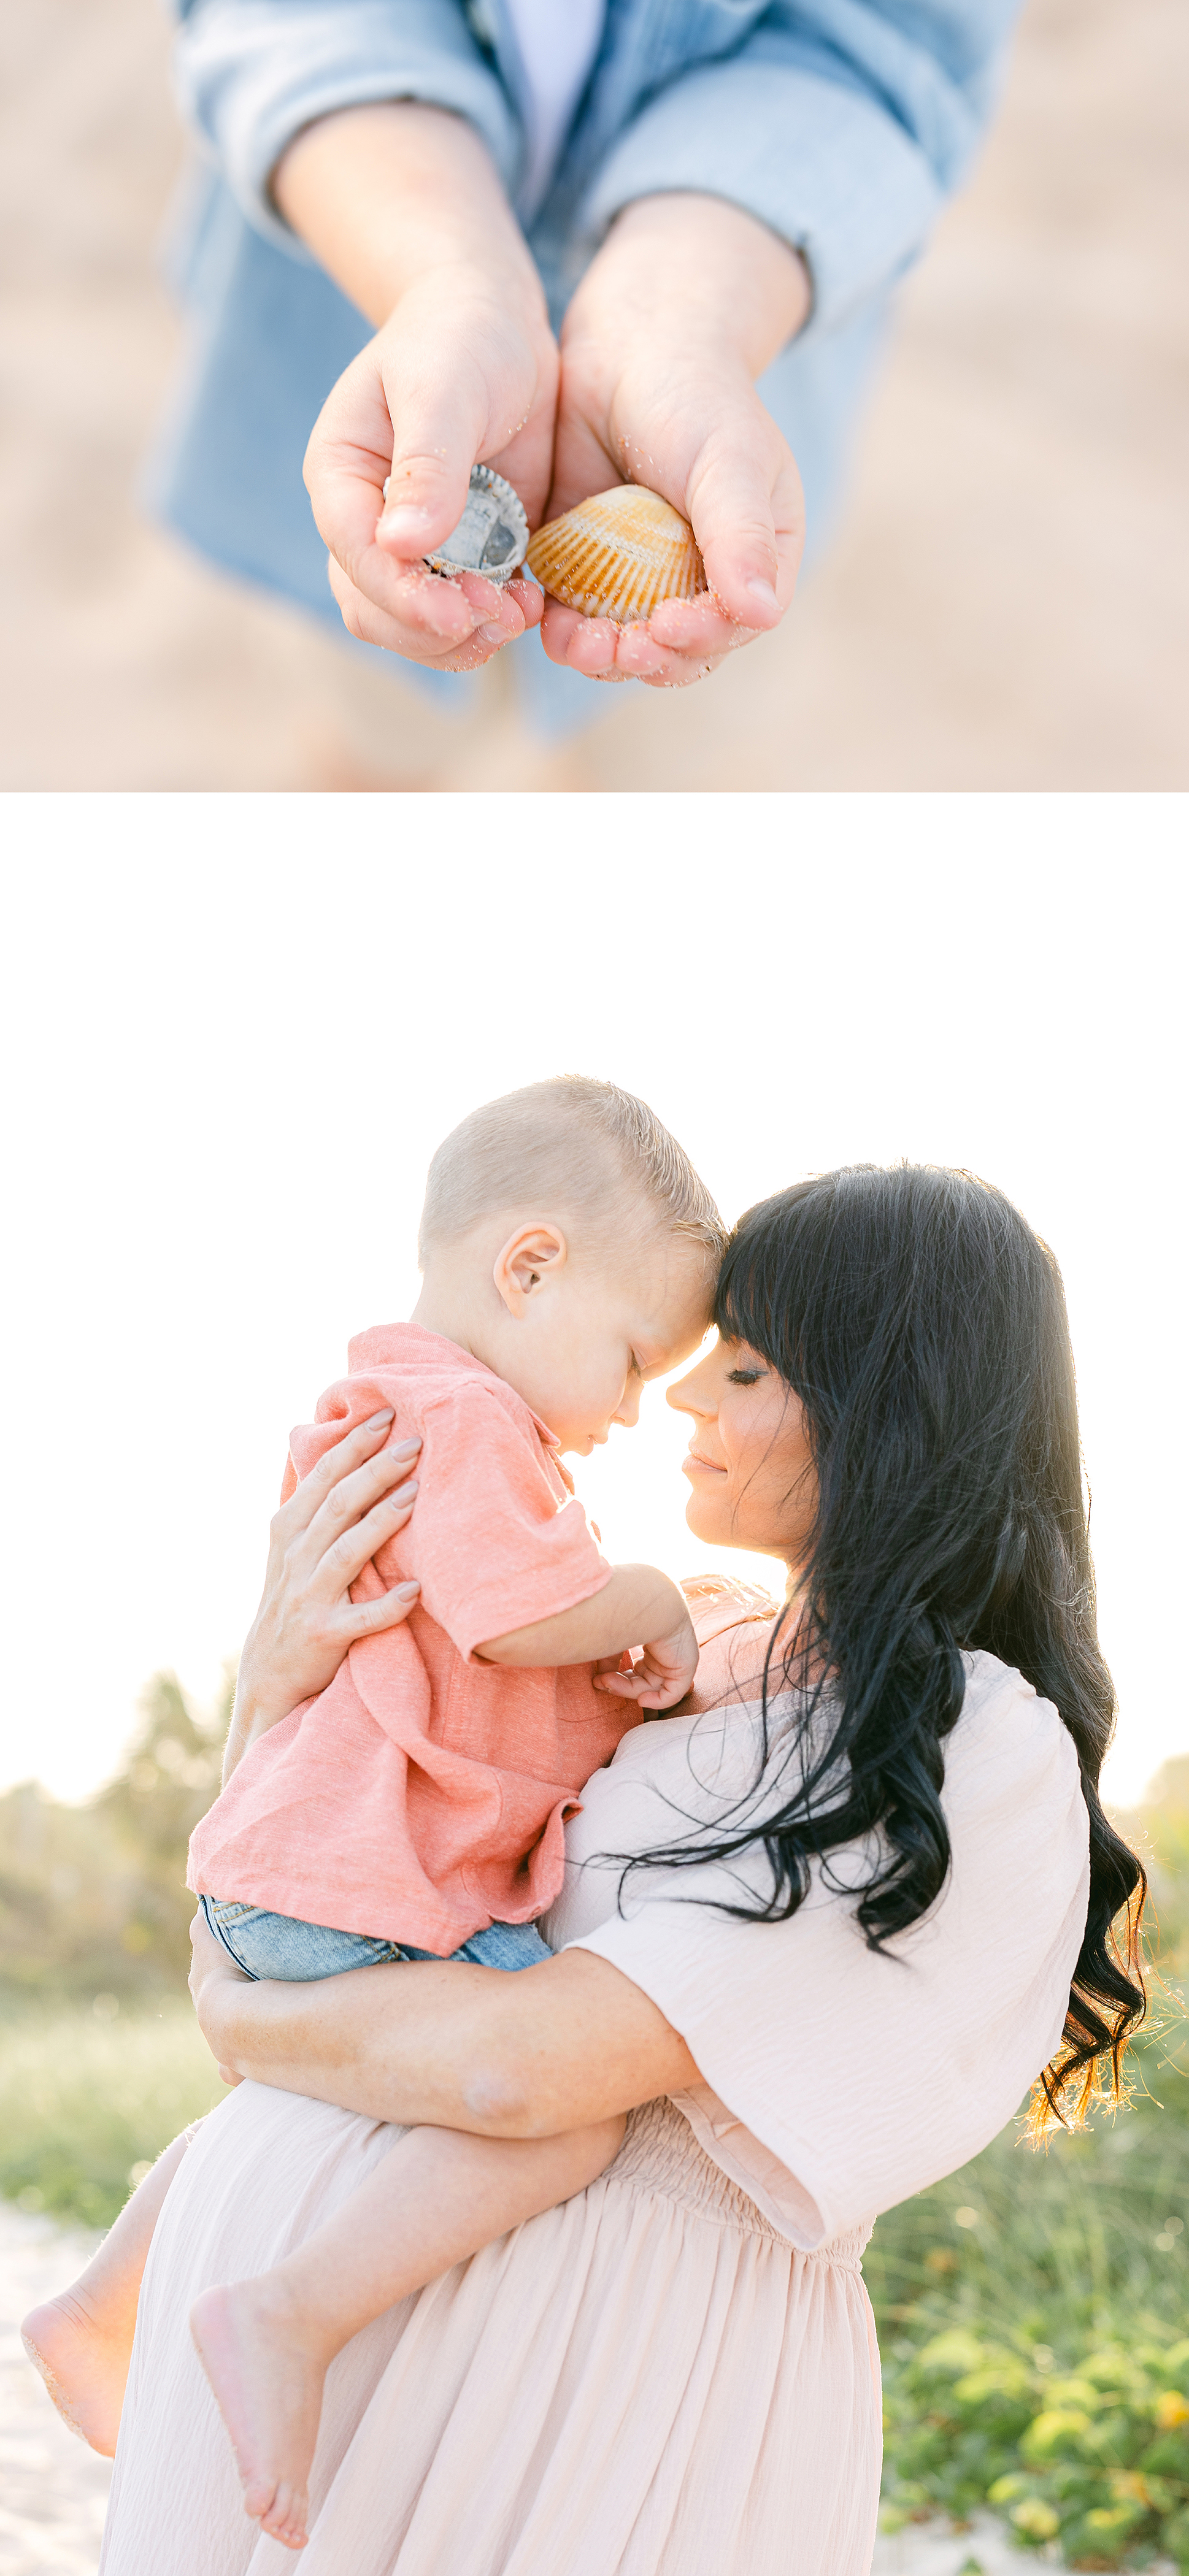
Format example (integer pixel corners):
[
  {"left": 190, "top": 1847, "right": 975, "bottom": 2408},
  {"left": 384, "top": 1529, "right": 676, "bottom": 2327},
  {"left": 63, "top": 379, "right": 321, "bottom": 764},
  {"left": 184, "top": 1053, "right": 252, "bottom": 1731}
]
[{"left": 727, "top": 1368, "right": 761, "bottom": 1387}]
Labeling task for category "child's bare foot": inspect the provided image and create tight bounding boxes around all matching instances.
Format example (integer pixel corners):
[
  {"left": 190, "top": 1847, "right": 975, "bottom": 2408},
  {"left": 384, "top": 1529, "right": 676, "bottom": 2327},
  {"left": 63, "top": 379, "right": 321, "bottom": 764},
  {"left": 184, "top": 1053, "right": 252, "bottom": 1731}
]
[
  {"left": 21, "top": 2288, "right": 132, "bottom": 2457},
  {"left": 190, "top": 2279, "right": 329, "bottom": 2550}
]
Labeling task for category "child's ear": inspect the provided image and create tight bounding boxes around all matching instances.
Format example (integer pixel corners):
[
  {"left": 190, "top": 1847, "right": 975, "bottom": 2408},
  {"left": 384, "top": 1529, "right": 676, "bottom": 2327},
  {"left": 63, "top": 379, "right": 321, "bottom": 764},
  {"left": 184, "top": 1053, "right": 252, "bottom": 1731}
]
[{"left": 493, "top": 1222, "right": 568, "bottom": 1316}]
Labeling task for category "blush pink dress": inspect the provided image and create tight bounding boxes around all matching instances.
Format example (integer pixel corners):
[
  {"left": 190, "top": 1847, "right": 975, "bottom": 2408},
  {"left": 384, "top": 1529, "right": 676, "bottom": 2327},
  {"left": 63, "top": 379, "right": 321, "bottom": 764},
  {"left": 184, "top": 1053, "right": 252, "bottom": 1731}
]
[{"left": 98, "top": 1649, "right": 1089, "bottom": 2576}]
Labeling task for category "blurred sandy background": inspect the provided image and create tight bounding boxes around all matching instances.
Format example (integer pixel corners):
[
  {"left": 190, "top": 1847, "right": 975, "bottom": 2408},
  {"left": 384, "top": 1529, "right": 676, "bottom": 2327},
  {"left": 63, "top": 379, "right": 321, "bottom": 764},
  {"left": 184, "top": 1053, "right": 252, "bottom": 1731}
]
[{"left": 2, "top": 0, "right": 1186, "bottom": 791}]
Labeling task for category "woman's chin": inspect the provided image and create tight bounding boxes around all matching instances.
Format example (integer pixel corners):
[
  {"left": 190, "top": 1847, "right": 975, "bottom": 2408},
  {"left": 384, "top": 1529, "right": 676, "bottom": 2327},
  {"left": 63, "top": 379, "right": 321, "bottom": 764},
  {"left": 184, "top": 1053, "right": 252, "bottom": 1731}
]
[{"left": 683, "top": 1492, "right": 727, "bottom": 1546}]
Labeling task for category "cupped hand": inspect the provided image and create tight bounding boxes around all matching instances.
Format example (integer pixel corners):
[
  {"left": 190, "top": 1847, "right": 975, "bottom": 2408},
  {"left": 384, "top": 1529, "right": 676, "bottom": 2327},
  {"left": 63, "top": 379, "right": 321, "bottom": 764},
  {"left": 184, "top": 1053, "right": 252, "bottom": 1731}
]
[
  {"left": 305, "top": 266, "right": 558, "bottom": 672},
  {"left": 593, "top": 1609, "right": 699, "bottom": 1710},
  {"left": 226, "top": 1411, "right": 423, "bottom": 1774},
  {"left": 538, "top": 194, "right": 809, "bottom": 689}
]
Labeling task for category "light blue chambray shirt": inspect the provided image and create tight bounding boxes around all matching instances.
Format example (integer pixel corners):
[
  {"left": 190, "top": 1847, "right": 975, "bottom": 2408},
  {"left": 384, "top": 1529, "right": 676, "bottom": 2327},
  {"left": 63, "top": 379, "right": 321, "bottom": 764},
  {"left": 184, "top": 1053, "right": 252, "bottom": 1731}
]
[{"left": 153, "top": 0, "right": 1023, "bottom": 732}]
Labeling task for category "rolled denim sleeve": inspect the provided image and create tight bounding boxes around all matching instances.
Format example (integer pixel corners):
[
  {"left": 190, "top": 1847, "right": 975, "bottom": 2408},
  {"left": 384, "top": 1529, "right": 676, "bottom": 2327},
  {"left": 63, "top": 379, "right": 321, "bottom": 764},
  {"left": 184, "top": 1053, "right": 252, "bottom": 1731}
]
[
  {"left": 172, "top": 0, "right": 522, "bottom": 256},
  {"left": 579, "top": 0, "right": 1022, "bottom": 337}
]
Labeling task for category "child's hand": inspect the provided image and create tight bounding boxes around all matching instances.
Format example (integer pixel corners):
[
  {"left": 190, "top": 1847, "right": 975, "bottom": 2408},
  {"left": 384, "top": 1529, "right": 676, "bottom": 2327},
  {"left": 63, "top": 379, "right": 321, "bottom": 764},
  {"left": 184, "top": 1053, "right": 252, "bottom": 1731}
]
[
  {"left": 274, "top": 104, "right": 559, "bottom": 673},
  {"left": 539, "top": 194, "right": 810, "bottom": 689},
  {"left": 306, "top": 271, "right": 557, "bottom": 672},
  {"left": 593, "top": 1608, "right": 699, "bottom": 1711}
]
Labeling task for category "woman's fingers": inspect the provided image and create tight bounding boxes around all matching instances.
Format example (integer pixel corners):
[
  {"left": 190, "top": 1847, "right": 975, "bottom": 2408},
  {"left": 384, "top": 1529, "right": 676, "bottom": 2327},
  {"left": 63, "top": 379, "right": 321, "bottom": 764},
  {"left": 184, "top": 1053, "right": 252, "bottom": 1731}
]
[
  {"left": 297, "top": 1441, "right": 421, "bottom": 1580},
  {"left": 275, "top": 1413, "right": 408, "bottom": 1537},
  {"left": 345, "top": 1579, "right": 421, "bottom": 1636},
  {"left": 316, "top": 1482, "right": 422, "bottom": 1600}
]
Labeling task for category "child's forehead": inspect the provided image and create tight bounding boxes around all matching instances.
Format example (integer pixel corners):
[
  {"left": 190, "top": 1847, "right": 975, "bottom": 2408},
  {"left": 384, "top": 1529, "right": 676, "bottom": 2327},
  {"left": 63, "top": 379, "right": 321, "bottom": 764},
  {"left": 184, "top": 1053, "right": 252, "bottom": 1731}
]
[{"left": 599, "top": 1228, "right": 717, "bottom": 1329}]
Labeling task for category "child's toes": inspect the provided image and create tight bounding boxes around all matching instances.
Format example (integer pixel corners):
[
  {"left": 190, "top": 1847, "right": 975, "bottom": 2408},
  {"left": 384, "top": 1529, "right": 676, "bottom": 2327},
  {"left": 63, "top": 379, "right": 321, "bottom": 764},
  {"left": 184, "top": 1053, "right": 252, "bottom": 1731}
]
[
  {"left": 241, "top": 2469, "right": 280, "bottom": 2523},
  {"left": 264, "top": 2484, "right": 309, "bottom": 2550}
]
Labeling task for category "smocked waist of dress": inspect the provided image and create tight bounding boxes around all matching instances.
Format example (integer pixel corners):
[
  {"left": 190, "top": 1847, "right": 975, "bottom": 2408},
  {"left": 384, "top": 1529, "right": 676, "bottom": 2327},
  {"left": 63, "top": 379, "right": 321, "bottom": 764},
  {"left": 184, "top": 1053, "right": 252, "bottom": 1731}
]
[{"left": 606, "top": 2096, "right": 868, "bottom": 2267}]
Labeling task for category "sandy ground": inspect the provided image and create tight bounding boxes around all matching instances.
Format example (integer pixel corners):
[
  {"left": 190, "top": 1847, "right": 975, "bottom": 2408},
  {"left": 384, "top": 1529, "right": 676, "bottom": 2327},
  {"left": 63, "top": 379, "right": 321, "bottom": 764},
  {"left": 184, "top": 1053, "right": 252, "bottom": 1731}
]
[
  {"left": 1, "top": 2210, "right": 112, "bottom": 2576},
  {"left": 1, "top": 0, "right": 1186, "bottom": 791},
  {"left": 0, "top": 2201, "right": 1096, "bottom": 2576}
]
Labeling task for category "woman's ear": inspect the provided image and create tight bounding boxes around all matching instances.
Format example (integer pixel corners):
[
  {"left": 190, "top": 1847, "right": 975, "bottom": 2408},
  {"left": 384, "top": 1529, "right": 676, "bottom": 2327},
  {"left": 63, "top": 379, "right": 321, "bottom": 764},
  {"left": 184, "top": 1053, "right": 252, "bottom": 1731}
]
[{"left": 493, "top": 1222, "right": 569, "bottom": 1316}]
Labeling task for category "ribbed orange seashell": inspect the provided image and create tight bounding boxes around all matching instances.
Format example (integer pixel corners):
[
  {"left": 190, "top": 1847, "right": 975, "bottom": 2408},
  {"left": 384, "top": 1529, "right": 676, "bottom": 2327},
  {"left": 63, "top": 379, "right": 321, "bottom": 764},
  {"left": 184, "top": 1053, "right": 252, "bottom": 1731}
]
[{"left": 526, "top": 485, "right": 706, "bottom": 624}]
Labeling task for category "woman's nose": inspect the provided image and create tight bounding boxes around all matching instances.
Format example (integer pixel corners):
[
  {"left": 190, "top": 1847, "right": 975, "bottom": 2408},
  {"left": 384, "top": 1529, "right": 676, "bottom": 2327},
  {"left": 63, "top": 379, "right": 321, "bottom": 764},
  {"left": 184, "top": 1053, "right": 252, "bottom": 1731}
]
[{"left": 667, "top": 1370, "right": 710, "bottom": 1420}]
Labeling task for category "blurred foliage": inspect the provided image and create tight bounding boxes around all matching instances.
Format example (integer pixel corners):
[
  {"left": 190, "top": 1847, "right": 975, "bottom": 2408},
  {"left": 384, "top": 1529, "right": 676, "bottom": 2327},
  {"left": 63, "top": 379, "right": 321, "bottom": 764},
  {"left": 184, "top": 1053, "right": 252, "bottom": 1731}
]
[
  {"left": 0, "top": 1669, "right": 232, "bottom": 2223},
  {"left": 871, "top": 1757, "right": 1189, "bottom": 2569},
  {"left": 0, "top": 2004, "right": 226, "bottom": 2228},
  {"left": 0, "top": 1668, "right": 230, "bottom": 2007}
]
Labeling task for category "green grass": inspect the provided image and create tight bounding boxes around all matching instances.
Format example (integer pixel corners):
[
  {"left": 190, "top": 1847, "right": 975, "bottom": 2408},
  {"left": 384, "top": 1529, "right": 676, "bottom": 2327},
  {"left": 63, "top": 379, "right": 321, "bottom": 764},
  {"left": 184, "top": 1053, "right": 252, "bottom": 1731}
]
[{"left": 0, "top": 2003, "right": 228, "bottom": 2228}]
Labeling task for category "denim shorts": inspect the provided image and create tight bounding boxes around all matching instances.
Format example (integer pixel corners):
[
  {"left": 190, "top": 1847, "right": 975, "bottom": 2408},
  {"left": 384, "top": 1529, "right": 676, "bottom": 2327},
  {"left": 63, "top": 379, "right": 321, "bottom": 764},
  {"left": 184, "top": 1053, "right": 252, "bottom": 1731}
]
[{"left": 199, "top": 1893, "right": 552, "bottom": 1982}]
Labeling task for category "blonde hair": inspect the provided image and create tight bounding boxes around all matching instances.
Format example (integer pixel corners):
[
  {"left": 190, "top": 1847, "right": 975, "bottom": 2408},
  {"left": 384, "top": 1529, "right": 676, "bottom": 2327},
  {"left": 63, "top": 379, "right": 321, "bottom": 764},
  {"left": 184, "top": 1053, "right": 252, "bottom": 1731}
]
[{"left": 418, "top": 1076, "right": 726, "bottom": 1268}]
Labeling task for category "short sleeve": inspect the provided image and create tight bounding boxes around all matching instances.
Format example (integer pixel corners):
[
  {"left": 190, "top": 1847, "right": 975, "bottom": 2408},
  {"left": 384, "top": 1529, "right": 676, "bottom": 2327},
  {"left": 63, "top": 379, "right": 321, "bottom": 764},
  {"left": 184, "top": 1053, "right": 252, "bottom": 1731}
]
[
  {"left": 405, "top": 1384, "right": 612, "bottom": 1658},
  {"left": 568, "top": 1657, "right": 1090, "bottom": 2247}
]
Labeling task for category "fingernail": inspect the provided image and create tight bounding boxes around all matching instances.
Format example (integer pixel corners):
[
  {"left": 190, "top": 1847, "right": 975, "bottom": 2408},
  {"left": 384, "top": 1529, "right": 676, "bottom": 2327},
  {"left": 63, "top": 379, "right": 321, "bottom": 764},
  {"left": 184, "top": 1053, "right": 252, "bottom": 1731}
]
[
  {"left": 379, "top": 505, "right": 434, "bottom": 546},
  {"left": 479, "top": 621, "right": 507, "bottom": 646},
  {"left": 391, "top": 1478, "right": 418, "bottom": 1500},
  {"left": 395, "top": 1581, "right": 420, "bottom": 1597},
  {"left": 390, "top": 1438, "right": 421, "bottom": 1456},
  {"left": 366, "top": 1409, "right": 395, "bottom": 1426},
  {"left": 745, "top": 577, "right": 780, "bottom": 611}
]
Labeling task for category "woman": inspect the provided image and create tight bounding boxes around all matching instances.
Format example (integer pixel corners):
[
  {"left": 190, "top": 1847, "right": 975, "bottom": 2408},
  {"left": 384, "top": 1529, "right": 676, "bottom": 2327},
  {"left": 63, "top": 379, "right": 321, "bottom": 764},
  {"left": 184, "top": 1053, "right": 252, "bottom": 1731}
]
[{"left": 98, "top": 1165, "right": 1144, "bottom": 2575}]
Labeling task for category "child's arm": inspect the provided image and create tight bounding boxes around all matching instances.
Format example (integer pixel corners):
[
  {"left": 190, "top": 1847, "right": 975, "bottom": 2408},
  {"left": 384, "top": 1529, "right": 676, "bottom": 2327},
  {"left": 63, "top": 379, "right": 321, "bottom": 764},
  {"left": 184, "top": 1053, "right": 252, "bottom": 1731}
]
[
  {"left": 475, "top": 1562, "right": 699, "bottom": 1709},
  {"left": 540, "top": 191, "right": 811, "bottom": 691},
  {"left": 271, "top": 101, "right": 557, "bottom": 672},
  {"left": 190, "top": 2114, "right": 626, "bottom": 2547}
]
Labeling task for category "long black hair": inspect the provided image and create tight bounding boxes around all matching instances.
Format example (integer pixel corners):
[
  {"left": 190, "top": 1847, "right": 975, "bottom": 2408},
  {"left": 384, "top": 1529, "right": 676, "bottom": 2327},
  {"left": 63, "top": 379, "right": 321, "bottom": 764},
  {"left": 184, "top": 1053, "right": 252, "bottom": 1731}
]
[{"left": 640, "top": 1165, "right": 1145, "bottom": 2127}]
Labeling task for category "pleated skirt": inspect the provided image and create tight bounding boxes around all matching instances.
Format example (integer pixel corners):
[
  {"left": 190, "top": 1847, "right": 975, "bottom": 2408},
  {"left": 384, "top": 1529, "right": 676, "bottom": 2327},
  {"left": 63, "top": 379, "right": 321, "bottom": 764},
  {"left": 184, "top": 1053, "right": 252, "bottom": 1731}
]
[{"left": 99, "top": 2082, "right": 882, "bottom": 2576}]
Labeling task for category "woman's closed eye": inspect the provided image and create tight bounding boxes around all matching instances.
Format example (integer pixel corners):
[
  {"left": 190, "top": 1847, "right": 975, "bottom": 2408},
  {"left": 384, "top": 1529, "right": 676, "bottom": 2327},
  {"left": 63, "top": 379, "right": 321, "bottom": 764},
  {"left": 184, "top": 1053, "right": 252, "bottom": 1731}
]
[{"left": 726, "top": 1367, "right": 763, "bottom": 1386}]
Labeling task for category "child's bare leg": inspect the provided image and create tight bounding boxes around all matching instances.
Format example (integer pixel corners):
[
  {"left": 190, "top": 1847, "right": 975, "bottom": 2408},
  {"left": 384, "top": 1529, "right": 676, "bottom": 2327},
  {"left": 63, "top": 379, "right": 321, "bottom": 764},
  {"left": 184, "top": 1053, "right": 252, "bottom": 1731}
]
[
  {"left": 21, "top": 2125, "right": 198, "bottom": 2455},
  {"left": 190, "top": 2114, "right": 625, "bottom": 2551}
]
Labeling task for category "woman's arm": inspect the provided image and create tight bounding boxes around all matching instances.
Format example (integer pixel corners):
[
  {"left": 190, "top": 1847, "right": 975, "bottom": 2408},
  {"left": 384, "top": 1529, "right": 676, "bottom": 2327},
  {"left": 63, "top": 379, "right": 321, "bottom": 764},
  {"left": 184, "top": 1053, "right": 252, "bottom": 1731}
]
[{"left": 190, "top": 1914, "right": 699, "bottom": 2135}]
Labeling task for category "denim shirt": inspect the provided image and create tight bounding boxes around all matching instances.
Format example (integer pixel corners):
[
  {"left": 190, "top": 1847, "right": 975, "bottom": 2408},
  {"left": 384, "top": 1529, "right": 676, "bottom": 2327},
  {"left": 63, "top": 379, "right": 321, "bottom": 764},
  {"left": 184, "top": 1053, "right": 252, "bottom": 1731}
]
[{"left": 154, "top": 0, "right": 1022, "bottom": 727}]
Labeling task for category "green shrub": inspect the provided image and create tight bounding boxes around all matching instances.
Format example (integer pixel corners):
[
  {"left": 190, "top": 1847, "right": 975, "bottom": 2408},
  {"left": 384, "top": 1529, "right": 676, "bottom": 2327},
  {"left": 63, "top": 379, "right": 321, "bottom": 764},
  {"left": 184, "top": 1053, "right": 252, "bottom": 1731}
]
[
  {"left": 0, "top": 1671, "right": 228, "bottom": 2009},
  {"left": 872, "top": 1759, "right": 1189, "bottom": 2569}
]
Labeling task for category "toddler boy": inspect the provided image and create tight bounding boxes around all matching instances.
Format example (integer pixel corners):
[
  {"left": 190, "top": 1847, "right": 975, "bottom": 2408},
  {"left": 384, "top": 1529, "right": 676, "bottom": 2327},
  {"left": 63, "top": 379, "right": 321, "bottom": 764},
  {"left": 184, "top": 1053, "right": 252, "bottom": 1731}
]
[{"left": 25, "top": 1074, "right": 725, "bottom": 2550}]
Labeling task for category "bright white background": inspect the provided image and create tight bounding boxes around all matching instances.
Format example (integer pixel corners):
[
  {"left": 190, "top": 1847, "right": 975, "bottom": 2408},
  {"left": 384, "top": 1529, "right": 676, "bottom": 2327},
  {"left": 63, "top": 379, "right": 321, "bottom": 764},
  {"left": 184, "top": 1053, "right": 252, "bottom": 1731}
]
[{"left": 2, "top": 795, "right": 1183, "bottom": 1808}]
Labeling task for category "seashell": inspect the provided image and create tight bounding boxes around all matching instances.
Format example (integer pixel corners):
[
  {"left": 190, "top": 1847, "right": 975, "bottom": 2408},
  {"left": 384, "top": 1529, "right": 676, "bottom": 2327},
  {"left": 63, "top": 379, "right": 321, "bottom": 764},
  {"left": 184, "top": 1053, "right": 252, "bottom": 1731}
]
[
  {"left": 380, "top": 463, "right": 528, "bottom": 586},
  {"left": 525, "top": 485, "right": 706, "bottom": 624}
]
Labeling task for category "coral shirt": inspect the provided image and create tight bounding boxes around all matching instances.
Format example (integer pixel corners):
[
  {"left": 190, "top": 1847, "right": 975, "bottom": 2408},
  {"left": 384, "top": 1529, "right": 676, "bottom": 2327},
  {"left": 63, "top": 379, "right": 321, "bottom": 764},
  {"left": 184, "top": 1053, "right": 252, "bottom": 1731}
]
[{"left": 188, "top": 1324, "right": 627, "bottom": 1955}]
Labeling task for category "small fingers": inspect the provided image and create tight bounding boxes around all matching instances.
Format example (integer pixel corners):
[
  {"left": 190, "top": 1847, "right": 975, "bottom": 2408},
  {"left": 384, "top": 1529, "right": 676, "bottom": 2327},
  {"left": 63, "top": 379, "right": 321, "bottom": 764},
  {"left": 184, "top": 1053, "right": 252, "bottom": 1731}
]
[
  {"left": 328, "top": 556, "right": 528, "bottom": 670},
  {"left": 542, "top": 600, "right": 730, "bottom": 691}
]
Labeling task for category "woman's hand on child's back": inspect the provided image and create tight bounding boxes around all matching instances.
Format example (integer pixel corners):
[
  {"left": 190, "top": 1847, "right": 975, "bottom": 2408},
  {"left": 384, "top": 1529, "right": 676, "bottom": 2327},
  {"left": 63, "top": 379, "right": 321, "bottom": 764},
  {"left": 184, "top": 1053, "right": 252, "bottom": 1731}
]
[
  {"left": 541, "top": 194, "right": 810, "bottom": 689},
  {"left": 225, "top": 1414, "right": 423, "bottom": 1782}
]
